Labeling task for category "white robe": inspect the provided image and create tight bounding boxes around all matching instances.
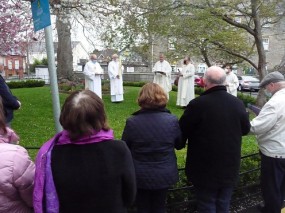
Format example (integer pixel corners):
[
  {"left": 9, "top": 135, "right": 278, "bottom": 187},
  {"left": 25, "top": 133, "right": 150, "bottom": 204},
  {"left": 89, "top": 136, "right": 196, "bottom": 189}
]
[
  {"left": 225, "top": 72, "right": 239, "bottom": 97},
  {"left": 152, "top": 60, "right": 172, "bottom": 99},
  {"left": 176, "top": 63, "right": 195, "bottom": 107},
  {"left": 83, "top": 61, "right": 104, "bottom": 98},
  {"left": 108, "top": 60, "right": 124, "bottom": 102}
]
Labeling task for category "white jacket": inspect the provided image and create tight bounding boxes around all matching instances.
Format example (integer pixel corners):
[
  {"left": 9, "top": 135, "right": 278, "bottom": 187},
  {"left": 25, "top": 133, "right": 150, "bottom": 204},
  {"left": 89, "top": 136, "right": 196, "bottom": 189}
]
[
  {"left": 225, "top": 72, "right": 239, "bottom": 97},
  {"left": 250, "top": 88, "right": 285, "bottom": 158}
]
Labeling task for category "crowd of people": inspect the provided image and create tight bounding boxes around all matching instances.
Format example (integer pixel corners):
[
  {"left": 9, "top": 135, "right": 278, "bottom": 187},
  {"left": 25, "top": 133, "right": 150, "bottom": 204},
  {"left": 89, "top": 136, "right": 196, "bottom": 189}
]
[
  {"left": 83, "top": 53, "right": 124, "bottom": 103},
  {"left": 0, "top": 58, "right": 285, "bottom": 213},
  {"left": 82, "top": 52, "right": 239, "bottom": 107}
]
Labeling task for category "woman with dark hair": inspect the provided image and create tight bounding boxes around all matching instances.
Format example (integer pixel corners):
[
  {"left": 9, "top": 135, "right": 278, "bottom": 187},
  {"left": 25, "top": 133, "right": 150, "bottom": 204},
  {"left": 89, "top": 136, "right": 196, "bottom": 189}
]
[
  {"left": 33, "top": 90, "right": 136, "bottom": 213},
  {"left": 122, "top": 83, "right": 183, "bottom": 213}
]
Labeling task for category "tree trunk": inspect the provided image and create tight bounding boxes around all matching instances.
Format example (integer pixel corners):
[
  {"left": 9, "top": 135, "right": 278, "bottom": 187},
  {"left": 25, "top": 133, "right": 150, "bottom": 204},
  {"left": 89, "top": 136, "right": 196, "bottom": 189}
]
[
  {"left": 56, "top": 13, "right": 73, "bottom": 80},
  {"left": 252, "top": 0, "right": 267, "bottom": 107}
]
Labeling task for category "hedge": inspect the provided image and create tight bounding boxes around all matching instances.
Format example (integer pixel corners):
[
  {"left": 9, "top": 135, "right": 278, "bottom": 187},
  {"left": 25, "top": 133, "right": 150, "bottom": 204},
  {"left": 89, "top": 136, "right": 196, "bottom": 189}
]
[
  {"left": 121, "top": 81, "right": 257, "bottom": 106},
  {"left": 7, "top": 80, "right": 45, "bottom": 89}
]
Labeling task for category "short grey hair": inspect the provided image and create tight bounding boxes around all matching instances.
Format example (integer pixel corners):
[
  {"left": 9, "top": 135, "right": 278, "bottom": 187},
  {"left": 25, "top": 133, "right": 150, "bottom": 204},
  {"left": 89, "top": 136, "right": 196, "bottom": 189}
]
[{"left": 205, "top": 66, "right": 226, "bottom": 85}]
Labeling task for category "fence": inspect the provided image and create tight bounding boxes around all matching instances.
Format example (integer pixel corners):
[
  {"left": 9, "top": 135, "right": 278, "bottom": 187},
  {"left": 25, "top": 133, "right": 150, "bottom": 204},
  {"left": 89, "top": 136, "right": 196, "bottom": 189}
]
[
  {"left": 5, "top": 75, "right": 50, "bottom": 84},
  {"left": 25, "top": 146, "right": 261, "bottom": 212},
  {"left": 166, "top": 153, "right": 261, "bottom": 212}
]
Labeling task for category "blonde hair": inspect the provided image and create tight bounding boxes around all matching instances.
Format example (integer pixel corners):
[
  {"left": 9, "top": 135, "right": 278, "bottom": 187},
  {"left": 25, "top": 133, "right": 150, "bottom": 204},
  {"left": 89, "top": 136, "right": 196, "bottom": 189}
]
[{"left": 138, "top": 83, "right": 168, "bottom": 109}]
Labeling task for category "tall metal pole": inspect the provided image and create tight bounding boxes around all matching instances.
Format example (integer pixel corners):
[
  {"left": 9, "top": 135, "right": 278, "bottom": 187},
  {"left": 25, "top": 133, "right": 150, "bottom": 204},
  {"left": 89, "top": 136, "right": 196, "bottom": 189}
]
[
  {"left": 44, "top": 25, "right": 62, "bottom": 132},
  {"left": 151, "top": 41, "right": 154, "bottom": 69}
]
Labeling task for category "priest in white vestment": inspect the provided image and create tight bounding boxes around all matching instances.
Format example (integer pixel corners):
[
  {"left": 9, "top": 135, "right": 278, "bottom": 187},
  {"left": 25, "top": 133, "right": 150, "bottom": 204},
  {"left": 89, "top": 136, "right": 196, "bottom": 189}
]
[
  {"left": 176, "top": 56, "right": 195, "bottom": 107},
  {"left": 108, "top": 54, "right": 124, "bottom": 102},
  {"left": 224, "top": 64, "right": 239, "bottom": 97},
  {"left": 152, "top": 54, "right": 172, "bottom": 99},
  {"left": 83, "top": 54, "right": 104, "bottom": 98}
]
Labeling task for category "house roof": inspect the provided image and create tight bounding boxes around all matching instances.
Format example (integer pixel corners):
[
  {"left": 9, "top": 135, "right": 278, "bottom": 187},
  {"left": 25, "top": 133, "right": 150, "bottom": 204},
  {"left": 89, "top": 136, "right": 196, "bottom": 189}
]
[{"left": 94, "top": 49, "right": 117, "bottom": 59}]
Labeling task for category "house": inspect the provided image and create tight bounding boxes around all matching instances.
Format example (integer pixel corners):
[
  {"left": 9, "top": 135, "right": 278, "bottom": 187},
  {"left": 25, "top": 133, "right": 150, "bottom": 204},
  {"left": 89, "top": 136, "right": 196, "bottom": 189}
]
[
  {"left": 28, "top": 41, "right": 89, "bottom": 72},
  {"left": 94, "top": 49, "right": 116, "bottom": 63},
  {"left": 0, "top": 54, "right": 25, "bottom": 79}
]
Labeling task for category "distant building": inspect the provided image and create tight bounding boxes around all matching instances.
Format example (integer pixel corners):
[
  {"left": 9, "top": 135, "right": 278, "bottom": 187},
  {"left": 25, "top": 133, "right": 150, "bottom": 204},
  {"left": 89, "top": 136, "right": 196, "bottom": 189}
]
[
  {"left": 28, "top": 41, "right": 89, "bottom": 72},
  {"left": 0, "top": 54, "right": 25, "bottom": 79}
]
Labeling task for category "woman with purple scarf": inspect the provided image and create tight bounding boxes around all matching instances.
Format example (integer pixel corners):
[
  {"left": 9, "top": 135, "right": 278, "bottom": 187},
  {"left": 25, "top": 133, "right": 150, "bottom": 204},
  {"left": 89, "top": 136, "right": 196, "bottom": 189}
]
[{"left": 33, "top": 90, "right": 136, "bottom": 213}]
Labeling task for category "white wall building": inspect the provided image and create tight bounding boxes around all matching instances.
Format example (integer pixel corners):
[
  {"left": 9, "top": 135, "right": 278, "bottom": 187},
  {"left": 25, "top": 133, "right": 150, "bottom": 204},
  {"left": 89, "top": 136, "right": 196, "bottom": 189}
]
[{"left": 28, "top": 41, "right": 89, "bottom": 72}]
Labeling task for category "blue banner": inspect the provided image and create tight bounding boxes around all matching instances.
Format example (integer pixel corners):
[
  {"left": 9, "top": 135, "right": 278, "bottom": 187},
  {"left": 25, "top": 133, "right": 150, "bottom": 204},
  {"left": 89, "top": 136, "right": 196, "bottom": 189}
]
[{"left": 31, "top": 0, "right": 51, "bottom": 31}]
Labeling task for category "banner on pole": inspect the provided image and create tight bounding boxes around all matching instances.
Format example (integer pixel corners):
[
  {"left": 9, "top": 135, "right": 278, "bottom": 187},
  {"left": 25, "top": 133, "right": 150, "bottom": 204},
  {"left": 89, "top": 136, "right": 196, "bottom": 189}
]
[{"left": 31, "top": 0, "right": 51, "bottom": 31}]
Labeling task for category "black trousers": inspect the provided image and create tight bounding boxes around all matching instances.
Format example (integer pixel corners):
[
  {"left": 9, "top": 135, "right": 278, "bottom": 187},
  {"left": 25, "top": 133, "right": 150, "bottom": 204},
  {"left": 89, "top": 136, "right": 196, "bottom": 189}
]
[
  {"left": 136, "top": 188, "right": 168, "bottom": 213},
  {"left": 260, "top": 153, "right": 285, "bottom": 213},
  {"left": 194, "top": 185, "right": 234, "bottom": 213}
]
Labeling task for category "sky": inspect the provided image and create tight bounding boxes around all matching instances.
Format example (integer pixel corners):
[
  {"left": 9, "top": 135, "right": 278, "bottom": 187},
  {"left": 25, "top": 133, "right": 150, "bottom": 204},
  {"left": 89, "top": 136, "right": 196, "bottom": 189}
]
[{"left": 50, "top": 15, "right": 95, "bottom": 53}]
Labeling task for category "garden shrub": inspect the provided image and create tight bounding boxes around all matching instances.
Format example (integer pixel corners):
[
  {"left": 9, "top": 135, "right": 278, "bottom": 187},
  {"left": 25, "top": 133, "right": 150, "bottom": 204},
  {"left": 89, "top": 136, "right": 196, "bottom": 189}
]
[
  {"left": 237, "top": 92, "right": 256, "bottom": 106},
  {"left": 194, "top": 87, "right": 205, "bottom": 95},
  {"left": 58, "top": 83, "right": 74, "bottom": 92},
  {"left": 58, "top": 83, "right": 84, "bottom": 92},
  {"left": 7, "top": 80, "right": 45, "bottom": 89},
  {"left": 123, "top": 81, "right": 146, "bottom": 87},
  {"left": 102, "top": 81, "right": 110, "bottom": 92}
]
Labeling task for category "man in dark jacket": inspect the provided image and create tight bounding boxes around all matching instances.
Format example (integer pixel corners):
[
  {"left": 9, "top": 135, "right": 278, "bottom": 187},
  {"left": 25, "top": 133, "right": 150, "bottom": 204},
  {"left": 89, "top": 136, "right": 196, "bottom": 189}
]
[
  {"left": 179, "top": 66, "right": 250, "bottom": 212},
  {"left": 0, "top": 68, "right": 21, "bottom": 125}
]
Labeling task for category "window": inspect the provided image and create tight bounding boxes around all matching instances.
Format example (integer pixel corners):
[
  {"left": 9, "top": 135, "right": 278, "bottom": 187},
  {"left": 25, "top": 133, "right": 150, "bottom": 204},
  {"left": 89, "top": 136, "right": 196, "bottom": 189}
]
[
  {"left": 197, "top": 63, "right": 207, "bottom": 73},
  {"left": 262, "top": 18, "right": 272, "bottom": 28},
  {"left": 168, "top": 37, "right": 176, "bottom": 50},
  {"left": 263, "top": 38, "right": 269, "bottom": 51},
  {"left": 8, "top": 60, "right": 12, "bottom": 70},
  {"left": 15, "top": 60, "right": 19, "bottom": 70}
]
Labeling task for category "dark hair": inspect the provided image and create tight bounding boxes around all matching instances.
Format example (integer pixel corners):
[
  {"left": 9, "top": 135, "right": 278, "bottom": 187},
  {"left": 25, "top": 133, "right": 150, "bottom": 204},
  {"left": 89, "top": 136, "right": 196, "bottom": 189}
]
[
  {"left": 224, "top": 64, "right": 232, "bottom": 70},
  {"left": 0, "top": 97, "right": 7, "bottom": 134},
  {"left": 137, "top": 83, "right": 168, "bottom": 109},
  {"left": 60, "top": 90, "right": 110, "bottom": 140},
  {"left": 185, "top": 56, "right": 191, "bottom": 61}
]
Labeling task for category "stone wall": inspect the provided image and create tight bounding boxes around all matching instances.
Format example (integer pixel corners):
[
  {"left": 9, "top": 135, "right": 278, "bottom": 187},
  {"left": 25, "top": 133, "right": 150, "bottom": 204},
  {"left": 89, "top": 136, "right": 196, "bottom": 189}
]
[{"left": 75, "top": 71, "right": 178, "bottom": 83}]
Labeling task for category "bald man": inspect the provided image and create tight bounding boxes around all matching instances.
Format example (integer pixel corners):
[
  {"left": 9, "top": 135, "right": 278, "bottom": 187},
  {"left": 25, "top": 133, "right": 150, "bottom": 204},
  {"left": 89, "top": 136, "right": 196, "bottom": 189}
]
[
  {"left": 179, "top": 66, "right": 250, "bottom": 212},
  {"left": 83, "top": 54, "right": 104, "bottom": 98},
  {"left": 108, "top": 54, "right": 124, "bottom": 102}
]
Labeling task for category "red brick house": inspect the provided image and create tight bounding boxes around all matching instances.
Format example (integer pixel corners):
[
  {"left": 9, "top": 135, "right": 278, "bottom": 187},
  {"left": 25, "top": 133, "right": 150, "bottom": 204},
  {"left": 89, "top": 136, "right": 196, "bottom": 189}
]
[{"left": 0, "top": 55, "right": 26, "bottom": 79}]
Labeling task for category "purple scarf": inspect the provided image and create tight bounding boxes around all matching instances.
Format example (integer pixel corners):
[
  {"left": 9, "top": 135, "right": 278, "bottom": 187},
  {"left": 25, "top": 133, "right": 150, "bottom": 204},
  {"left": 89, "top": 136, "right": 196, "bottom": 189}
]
[{"left": 33, "top": 129, "right": 114, "bottom": 213}]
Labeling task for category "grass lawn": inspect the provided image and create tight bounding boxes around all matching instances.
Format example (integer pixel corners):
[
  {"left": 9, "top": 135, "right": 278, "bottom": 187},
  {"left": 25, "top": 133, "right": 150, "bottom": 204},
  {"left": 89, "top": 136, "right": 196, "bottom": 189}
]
[{"left": 11, "top": 86, "right": 259, "bottom": 164}]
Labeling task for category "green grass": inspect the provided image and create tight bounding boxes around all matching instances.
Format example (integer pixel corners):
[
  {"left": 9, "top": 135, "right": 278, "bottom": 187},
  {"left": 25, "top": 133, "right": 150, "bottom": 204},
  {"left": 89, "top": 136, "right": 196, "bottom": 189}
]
[{"left": 11, "top": 86, "right": 258, "bottom": 162}]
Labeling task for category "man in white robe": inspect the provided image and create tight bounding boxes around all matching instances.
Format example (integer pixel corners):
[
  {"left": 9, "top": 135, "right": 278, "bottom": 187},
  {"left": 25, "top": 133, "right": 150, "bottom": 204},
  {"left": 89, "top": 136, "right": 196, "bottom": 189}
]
[
  {"left": 108, "top": 54, "right": 124, "bottom": 102},
  {"left": 153, "top": 54, "right": 172, "bottom": 99},
  {"left": 83, "top": 54, "right": 104, "bottom": 98},
  {"left": 176, "top": 56, "right": 195, "bottom": 107},
  {"left": 224, "top": 64, "right": 239, "bottom": 97}
]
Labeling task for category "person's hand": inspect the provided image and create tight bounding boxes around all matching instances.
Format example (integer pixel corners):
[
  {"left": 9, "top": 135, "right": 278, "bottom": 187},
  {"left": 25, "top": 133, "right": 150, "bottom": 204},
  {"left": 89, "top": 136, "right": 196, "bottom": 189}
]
[
  {"left": 116, "top": 75, "right": 120, "bottom": 79},
  {"left": 17, "top": 100, "right": 21, "bottom": 109}
]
